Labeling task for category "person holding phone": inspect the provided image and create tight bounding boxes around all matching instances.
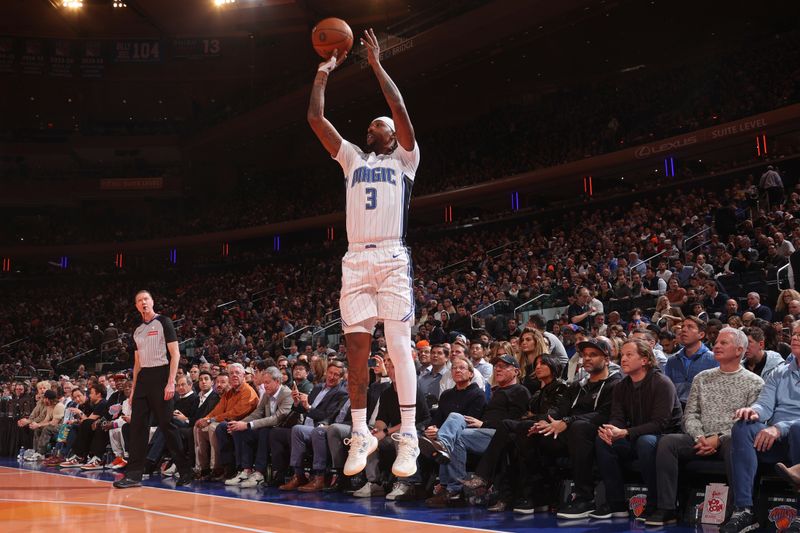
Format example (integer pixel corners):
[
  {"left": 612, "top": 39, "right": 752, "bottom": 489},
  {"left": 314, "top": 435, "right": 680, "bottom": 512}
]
[{"left": 292, "top": 361, "right": 314, "bottom": 394}]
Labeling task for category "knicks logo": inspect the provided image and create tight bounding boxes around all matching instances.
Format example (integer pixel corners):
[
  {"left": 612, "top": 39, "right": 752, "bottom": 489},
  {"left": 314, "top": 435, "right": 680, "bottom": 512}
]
[
  {"left": 629, "top": 494, "right": 647, "bottom": 517},
  {"left": 769, "top": 505, "right": 798, "bottom": 531}
]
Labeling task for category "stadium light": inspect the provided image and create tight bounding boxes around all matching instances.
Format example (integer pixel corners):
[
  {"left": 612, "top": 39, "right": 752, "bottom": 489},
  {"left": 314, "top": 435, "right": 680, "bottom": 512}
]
[
  {"left": 113, "top": 0, "right": 127, "bottom": 7},
  {"left": 214, "top": 0, "right": 237, "bottom": 6},
  {"left": 62, "top": 0, "right": 83, "bottom": 8}
]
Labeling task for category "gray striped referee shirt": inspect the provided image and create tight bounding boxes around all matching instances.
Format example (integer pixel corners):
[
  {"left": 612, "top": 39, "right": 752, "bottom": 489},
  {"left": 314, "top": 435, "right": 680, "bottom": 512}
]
[{"left": 133, "top": 314, "right": 178, "bottom": 368}]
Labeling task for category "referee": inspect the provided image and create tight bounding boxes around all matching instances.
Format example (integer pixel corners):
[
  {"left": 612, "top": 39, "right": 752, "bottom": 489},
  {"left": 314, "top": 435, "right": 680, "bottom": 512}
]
[{"left": 114, "top": 290, "right": 193, "bottom": 488}]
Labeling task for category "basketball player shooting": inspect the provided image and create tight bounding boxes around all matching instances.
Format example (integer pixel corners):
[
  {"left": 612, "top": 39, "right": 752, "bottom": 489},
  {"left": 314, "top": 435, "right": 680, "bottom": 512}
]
[{"left": 307, "top": 28, "right": 420, "bottom": 478}]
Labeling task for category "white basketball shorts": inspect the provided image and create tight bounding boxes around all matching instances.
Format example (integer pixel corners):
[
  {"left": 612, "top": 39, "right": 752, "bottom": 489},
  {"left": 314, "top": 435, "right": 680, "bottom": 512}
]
[{"left": 340, "top": 240, "right": 414, "bottom": 333}]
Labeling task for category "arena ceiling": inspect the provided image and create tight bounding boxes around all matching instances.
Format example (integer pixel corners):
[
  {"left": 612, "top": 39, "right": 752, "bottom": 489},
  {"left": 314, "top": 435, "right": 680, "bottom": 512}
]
[{"left": 1, "top": 0, "right": 797, "bottom": 149}]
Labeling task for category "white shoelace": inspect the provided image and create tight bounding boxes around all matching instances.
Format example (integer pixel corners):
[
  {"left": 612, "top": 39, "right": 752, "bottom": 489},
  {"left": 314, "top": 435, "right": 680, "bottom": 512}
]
[
  {"left": 344, "top": 432, "right": 369, "bottom": 452},
  {"left": 391, "top": 432, "right": 418, "bottom": 461}
]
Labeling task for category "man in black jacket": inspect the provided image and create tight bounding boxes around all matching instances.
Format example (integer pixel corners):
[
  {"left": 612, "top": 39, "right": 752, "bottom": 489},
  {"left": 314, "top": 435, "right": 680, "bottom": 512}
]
[
  {"left": 275, "top": 361, "right": 349, "bottom": 491},
  {"left": 592, "top": 338, "right": 682, "bottom": 520},
  {"left": 423, "top": 354, "right": 530, "bottom": 506},
  {"left": 177, "top": 371, "right": 220, "bottom": 471}
]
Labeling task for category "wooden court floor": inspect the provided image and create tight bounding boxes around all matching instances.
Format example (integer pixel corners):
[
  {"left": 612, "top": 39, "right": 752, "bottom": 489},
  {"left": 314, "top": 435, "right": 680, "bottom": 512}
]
[{"left": 0, "top": 466, "right": 499, "bottom": 533}]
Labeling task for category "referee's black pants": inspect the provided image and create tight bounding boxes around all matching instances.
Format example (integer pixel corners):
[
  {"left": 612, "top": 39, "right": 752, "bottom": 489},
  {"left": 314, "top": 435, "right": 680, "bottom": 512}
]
[{"left": 127, "top": 365, "right": 189, "bottom": 481}]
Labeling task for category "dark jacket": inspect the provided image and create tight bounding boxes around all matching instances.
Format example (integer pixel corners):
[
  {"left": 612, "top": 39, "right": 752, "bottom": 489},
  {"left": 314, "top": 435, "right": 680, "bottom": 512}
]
[
  {"left": 556, "top": 369, "right": 623, "bottom": 427},
  {"left": 527, "top": 379, "right": 568, "bottom": 422},
  {"left": 608, "top": 369, "right": 683, "bottom": 440},
  {"left": 432, "top": 382, "right": 486, "bottom": 427},
  {"left": 482, "top": 382, "right": 530, "bottom": 430},
  {"left": 174, "top": 392, "right": 199, "bottom": 423},
  {"left": 376, "top": 384, "right": 431, "bottom": 432},
  {"left": 192, "top": 391, "right": 220, "bottom": 425},
  {"left": 292, "top": 382, "right": 348, "bottom": 426}
]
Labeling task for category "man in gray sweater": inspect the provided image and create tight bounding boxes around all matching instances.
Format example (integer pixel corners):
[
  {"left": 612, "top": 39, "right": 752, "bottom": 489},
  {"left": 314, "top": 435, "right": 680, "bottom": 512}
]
[{"left": 645, "top": 327, "right": 764, "bottom": 526}]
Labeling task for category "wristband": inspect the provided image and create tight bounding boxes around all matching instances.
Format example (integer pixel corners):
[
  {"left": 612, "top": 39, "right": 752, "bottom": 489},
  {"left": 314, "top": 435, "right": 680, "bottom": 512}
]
[{"left": 318, "top": 57, "right": 337, "bottom": 74}]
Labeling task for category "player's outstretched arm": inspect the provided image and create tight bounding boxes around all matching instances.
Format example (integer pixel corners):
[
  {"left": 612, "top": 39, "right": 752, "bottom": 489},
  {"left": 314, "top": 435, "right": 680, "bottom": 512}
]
[
  {"left": 308, "top": 52, "right": 346, "bottom": 157},
  {"left": 361, "top": 28, "right": 415, "bottom": 151}
]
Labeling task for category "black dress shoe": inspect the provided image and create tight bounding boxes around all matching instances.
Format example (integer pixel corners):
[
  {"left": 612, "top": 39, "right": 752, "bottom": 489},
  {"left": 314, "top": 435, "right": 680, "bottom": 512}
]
[
  {"left": 176, "top": 470, "right": 194, "bottom": 487},
  {"left": 418, "top": 435, "right": 451, "bottom": 464},
  {"left": 113, "top": 477, "right": 142, "bottom": 489}
]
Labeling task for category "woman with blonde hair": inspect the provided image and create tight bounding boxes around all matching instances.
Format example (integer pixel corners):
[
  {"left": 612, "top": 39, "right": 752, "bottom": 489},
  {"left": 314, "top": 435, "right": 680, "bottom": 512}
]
[
  {"left": 609, "top": 336, "right": 624, "bottom": 364},
  {"left": 727, "top": 315, "right": 744, "bottom": 328},
  {"left": 651, "top": 295, "right": 684, "bottom": 328},
  {"left": 489, "top": 341, "right": 515, "bottom": 364},
  {"left": 518, "top": 328, "right": 549, "bottom": 392},
  {"left": 775, "top": 289, "right": 800, "bottom": 321},
  {"left": 309, "top": 356, "right": 327, "bottom": 385}
]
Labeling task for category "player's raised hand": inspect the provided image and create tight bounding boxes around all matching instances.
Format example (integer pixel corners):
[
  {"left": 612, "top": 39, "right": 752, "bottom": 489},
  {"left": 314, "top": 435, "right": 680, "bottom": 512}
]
[
  {"left": 361, "top": 28, "right": 380, "bottom": 67},
  {"left": 318, "top": 49, "right": 345, "bottom": 75}
]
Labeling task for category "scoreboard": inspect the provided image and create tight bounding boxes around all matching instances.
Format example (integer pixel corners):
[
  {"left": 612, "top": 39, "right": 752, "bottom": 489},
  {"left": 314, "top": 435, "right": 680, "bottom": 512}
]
[{"left": 172, "top": 38, "right": 222, "bottom": 59}]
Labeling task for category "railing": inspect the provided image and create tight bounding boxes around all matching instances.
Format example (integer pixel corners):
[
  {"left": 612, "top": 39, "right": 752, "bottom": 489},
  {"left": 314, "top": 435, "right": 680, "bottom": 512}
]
[
  {"left": 438, "top": 242, "right": 513, "bottom": 276},
  {"left": 56, "top": 334, "right": 129, "bottom": 368},
  {"left": 685, "top": 240, "right": 711, "bottom": 255},
  {"left": 777, "top": 262, "right": 792, "bottom": 291},
  {"left": 470, "top": 300, "right": 512, "bottom": 330},
  {"left": 629, "top": 249, "right": 667, "bottom": 274},
  {"left": 486, "top": 242, "right": 513, "bottom": 259},
  {"left": 0, "top": 338, "right": 25, "bottom": 350},
  {"left": 513, "top": 294, "right": 553, "bottom": 327},
  {"left": 281, "top": 316, "right": 342, "bottom": 349},
  {"left": 514, "top": 294, "right": 552, "bottom": 317},
  {"left": 216, "top": 299, "right": 238, "bottom": 310},
  {"left": 1, "top": 320, "right": 70, "bottom": 351},
  {"left": 282, "top": 325, "right": 315, "bottom": 349},
  {"left": 318, "top": 319, "right": 343, "bottom": 339},
  {"left": 249, "top": 286, "right": 276, "bottom": 305},
  {"left": 683, "top": 226, "right": 711, "bottom": 254},
  {"left": 438, "top": 258, "right": 469, "bottom": 275}
]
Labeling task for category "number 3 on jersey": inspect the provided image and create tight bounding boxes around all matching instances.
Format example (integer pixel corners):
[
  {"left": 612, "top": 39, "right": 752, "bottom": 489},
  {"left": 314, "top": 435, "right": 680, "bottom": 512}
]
[{"left": 365, "top": 187, "right": 377, "bottom": 210}]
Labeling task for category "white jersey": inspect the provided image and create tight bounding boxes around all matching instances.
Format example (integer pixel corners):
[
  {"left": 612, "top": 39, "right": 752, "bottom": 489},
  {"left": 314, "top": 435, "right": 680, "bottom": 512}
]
[{"left": 334, "top": 140, "right": 420, "bottom": 243}]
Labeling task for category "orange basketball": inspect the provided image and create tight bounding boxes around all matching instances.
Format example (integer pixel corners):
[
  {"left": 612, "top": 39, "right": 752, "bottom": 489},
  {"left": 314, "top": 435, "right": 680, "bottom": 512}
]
[{"left": 311, "top": 17, "right": 353, "bottom": 60}]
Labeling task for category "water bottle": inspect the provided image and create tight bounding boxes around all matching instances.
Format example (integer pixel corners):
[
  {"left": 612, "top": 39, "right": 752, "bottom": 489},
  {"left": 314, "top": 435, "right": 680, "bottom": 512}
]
[
  {"left": 103, "top": 445, "right": 114, "bottom": 467},
  {"left": 17, "top": 446, "right": 25, "bottom": 462}
]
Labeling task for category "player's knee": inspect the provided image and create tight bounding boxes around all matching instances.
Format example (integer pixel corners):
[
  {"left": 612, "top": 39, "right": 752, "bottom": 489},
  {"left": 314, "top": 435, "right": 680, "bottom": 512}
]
[{"left": 384, "top": 318, "right": 411, "bottom": 338}]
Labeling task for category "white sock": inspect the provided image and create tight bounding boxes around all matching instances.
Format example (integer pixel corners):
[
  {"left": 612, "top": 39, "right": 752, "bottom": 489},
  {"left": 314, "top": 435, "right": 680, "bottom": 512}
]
[
  {"left": 351, "top": 408, "right": 368, "bottom": 436},
  {"left": 385, "top": 319, "right": 417, "bottom": 435},
  {"left": 400, "top": 407, "right": 417, "bottom": 437}
]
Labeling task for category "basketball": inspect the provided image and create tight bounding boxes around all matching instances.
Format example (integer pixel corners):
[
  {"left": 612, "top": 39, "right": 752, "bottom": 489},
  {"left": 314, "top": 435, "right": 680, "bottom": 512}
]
[{"left": 311, "top": 17, "right": 353, "bottom": 60}]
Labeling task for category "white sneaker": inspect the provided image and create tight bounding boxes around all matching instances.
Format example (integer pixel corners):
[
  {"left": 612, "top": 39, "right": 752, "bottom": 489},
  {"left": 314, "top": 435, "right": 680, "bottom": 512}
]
[
  {"left": 80, "top": 456, "right": 104, "bottom": 470},
  {"left": 162, "top": 463, "right": 177, "bottom": 477},
  {"left": 224, "top": 470, "right": 251, "bottom": 486},
  {"left": 59, "top": 455, "right": 83, "bottom": 468},
  {"left": 239, "top": 471, "right": 264, "bottom": 488},
  {"left": 386, "top": 481, "right": 413, "bottom": 500},
  {"left": 391, "top": 432, "right": 419, "bottom": 478},
  {"left": 353, "top": 481, "right": 385, "bottom": 498},
  {"left": 343, "top": 432, "right": 378, "bottom": 476}
]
